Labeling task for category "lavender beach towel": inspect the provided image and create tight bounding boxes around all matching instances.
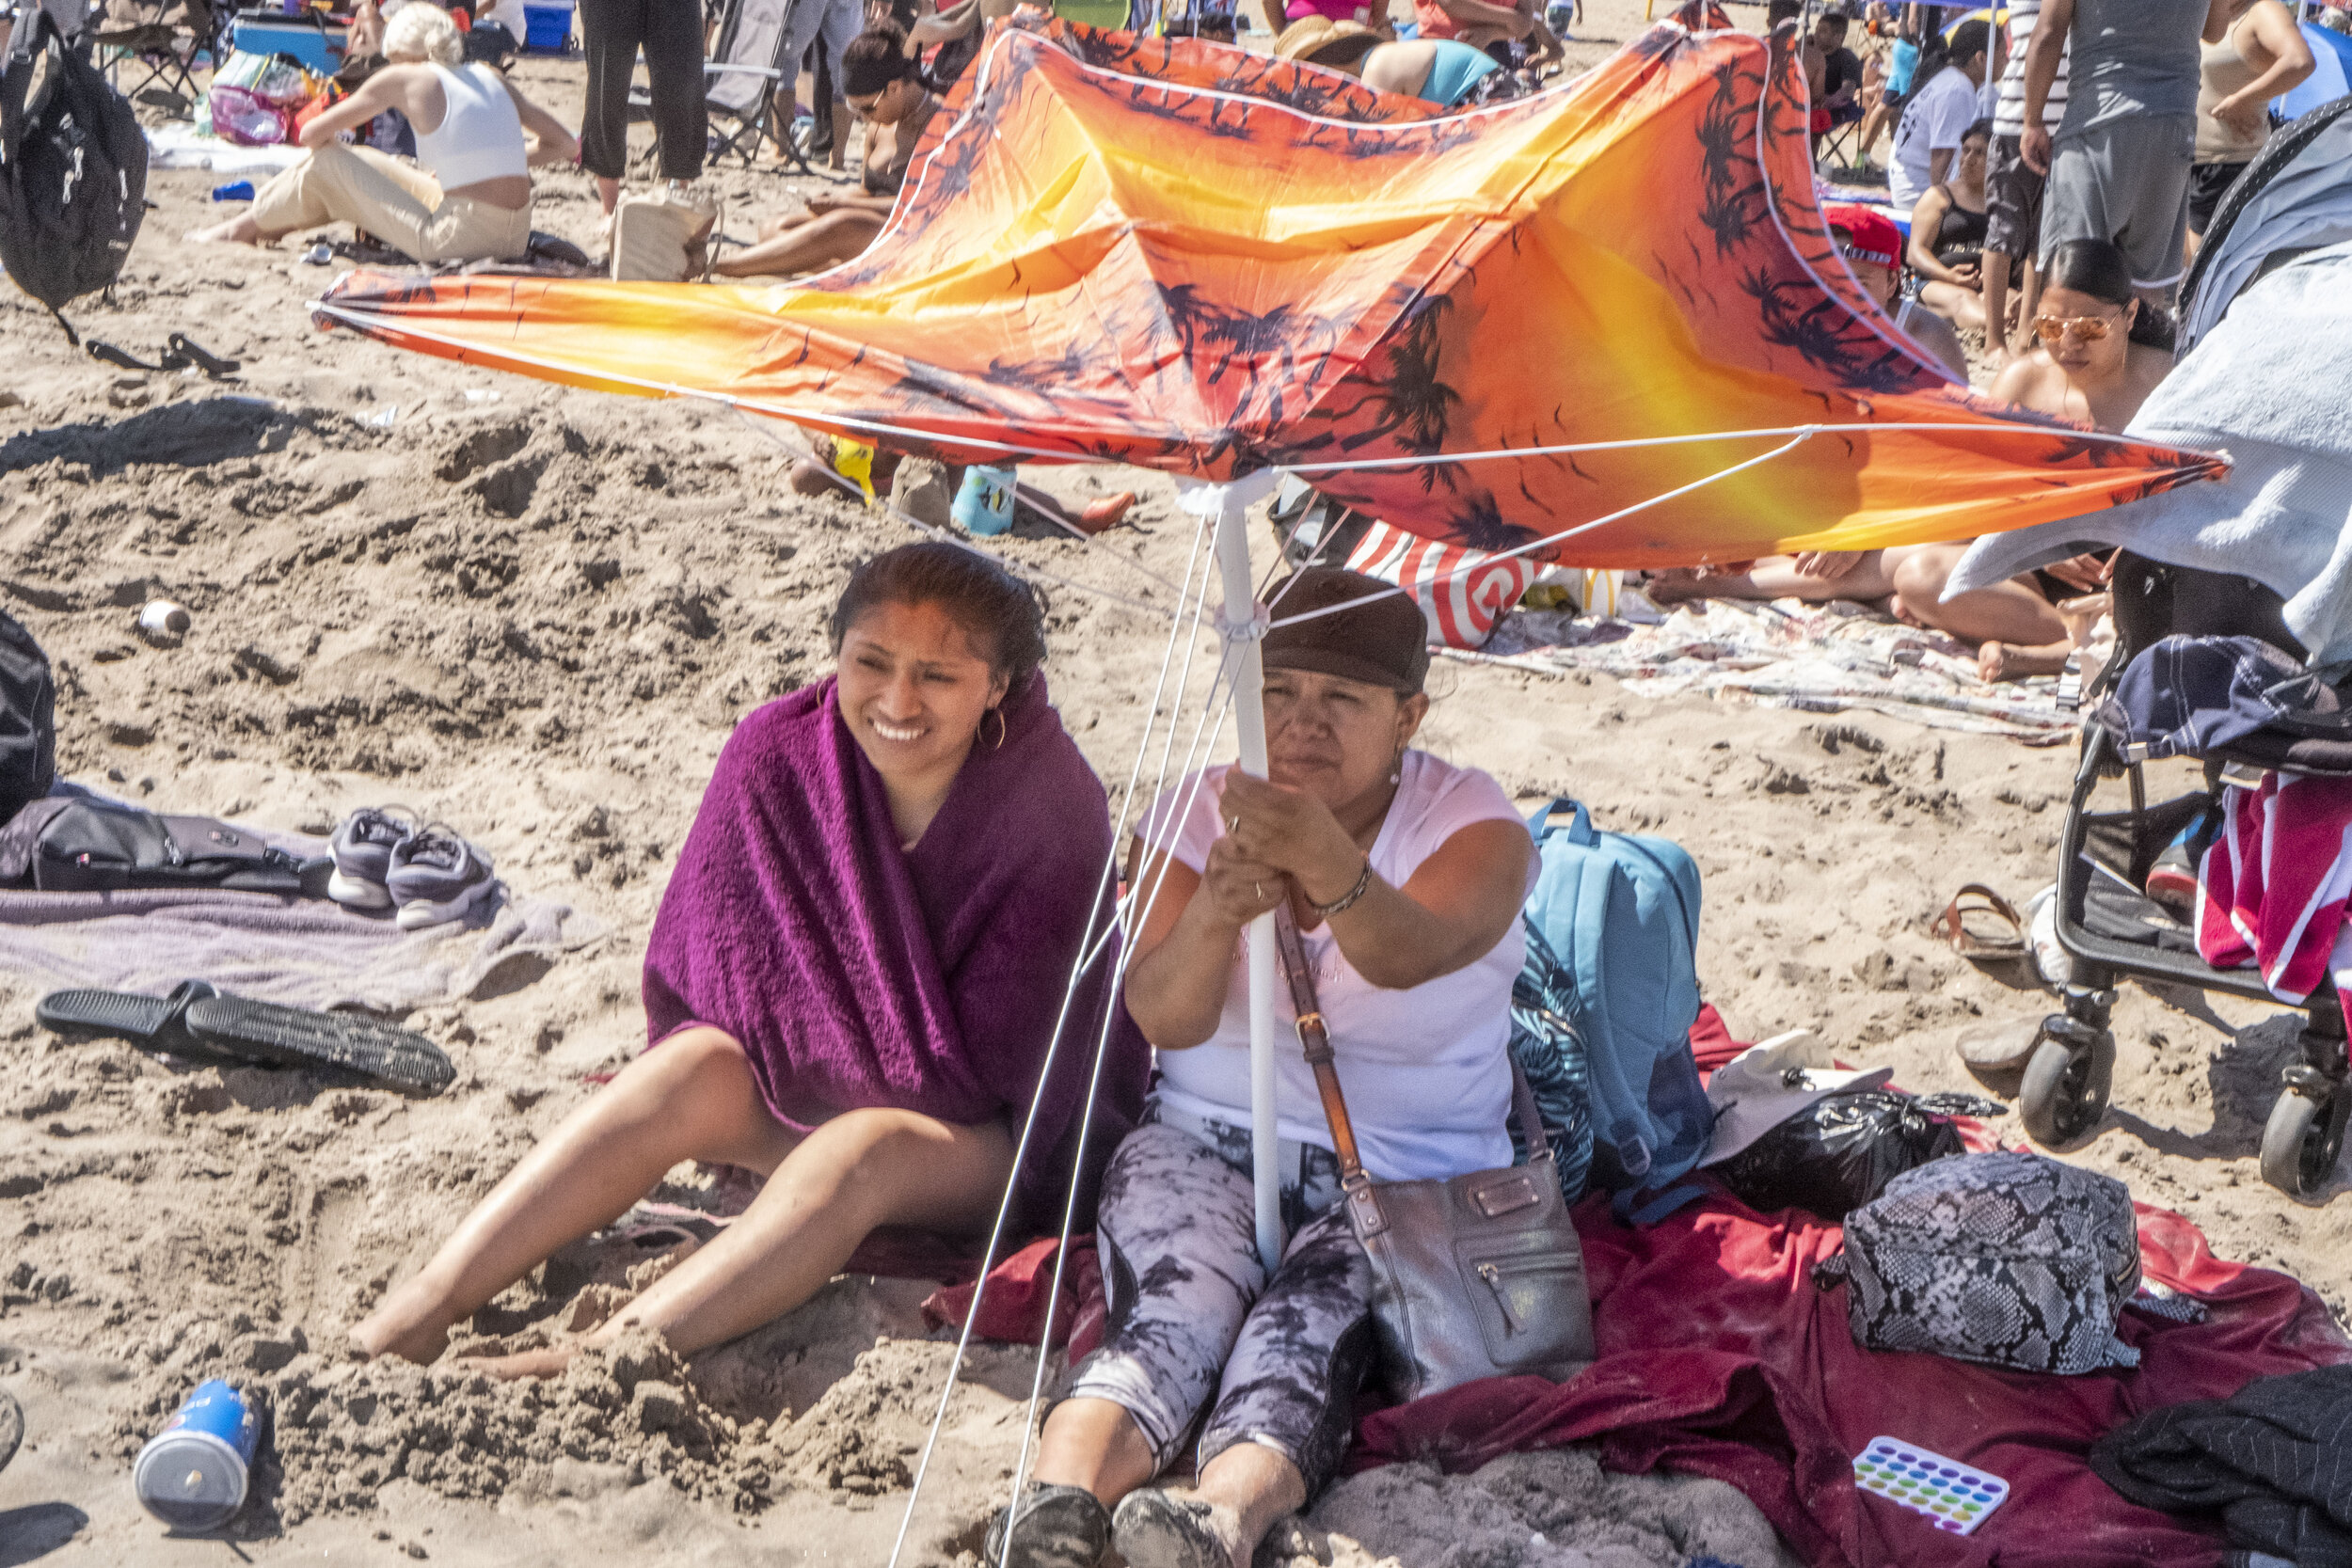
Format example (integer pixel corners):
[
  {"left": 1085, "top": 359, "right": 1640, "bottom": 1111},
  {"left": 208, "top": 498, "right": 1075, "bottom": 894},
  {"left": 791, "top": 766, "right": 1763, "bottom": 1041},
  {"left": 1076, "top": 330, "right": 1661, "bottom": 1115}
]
[
  {"left": 0, "top": 795, "right": 604, "bottom": 1014},
  {"left": 642, "top": 673, "right": 1149, "bottom": 1227}
]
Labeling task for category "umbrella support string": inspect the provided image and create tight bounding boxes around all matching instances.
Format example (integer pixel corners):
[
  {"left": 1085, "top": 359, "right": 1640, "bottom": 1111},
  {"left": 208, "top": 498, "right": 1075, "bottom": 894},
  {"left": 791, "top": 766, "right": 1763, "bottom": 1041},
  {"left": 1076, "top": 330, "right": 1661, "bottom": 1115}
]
[{"left": 888, "top": 504, "right": 1236, "bottom": 1568}]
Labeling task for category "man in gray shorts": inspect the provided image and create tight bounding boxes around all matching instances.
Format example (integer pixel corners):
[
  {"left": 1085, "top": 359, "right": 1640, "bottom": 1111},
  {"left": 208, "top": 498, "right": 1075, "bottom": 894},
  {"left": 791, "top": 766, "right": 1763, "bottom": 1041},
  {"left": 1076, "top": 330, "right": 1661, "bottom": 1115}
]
[
  {"left": 779, "top": 0, "right": 864, "bottom": 171},
  {"left": 2019, "top": 0, "right": 2232, "bottom": 301}
]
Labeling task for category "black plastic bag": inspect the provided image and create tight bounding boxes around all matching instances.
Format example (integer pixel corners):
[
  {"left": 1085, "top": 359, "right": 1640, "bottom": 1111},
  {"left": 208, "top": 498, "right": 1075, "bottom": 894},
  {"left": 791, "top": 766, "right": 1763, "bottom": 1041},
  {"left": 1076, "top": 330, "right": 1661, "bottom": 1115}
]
[{"left": 1716, "top": 1089, "right": 2004, "bottom": 1221}]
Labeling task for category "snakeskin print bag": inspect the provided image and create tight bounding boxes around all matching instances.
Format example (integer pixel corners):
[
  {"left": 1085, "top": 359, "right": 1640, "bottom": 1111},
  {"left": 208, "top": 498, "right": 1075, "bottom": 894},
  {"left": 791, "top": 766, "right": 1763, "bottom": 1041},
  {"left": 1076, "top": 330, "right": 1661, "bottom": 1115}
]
[
  {"left": 1819, "top": 1150, "right": 2145, "bottom": 1374},
  {"left": 1275, "top": 911, "right": 1596, "bottom": 1405}
]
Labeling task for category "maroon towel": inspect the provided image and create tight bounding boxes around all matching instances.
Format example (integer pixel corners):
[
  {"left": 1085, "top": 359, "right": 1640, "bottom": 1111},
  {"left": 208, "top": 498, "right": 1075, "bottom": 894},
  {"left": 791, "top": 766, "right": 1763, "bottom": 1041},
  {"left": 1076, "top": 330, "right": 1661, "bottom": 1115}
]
[
  {"left": 1353, "top": 1194, "right": 2352, "bottom": 1568},
  {"left": 643, "top": 673, "right": 1149, "bottom": 1226}
]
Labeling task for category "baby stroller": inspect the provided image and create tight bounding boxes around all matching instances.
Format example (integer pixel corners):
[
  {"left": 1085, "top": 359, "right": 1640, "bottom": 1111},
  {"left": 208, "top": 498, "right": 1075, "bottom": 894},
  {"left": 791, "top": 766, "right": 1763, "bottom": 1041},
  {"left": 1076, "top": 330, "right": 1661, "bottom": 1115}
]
[
  {"left": 2027, "top": 558, "right": 2348, "bottom": 1197},
  {"left": 2021, "top": 95, "right": 2352, "bottom": 1198}
]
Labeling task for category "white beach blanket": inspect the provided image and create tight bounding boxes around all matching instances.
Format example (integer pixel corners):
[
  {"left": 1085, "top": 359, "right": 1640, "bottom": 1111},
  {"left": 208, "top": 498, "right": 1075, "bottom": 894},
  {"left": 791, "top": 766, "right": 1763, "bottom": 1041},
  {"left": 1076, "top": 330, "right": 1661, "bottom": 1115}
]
[
  {"left": 145, "top": 124, "right": 308, "bottom": 173},
  {"left": 1456, "top": 597, "right": 2079, "bottom": 741}
]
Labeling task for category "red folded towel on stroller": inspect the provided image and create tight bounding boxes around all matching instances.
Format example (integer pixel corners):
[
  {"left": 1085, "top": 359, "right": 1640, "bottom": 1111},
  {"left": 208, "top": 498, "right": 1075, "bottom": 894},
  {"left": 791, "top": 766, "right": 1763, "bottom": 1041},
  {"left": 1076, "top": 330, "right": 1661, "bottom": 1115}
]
[{"left": 2197, "top": 772, "right": 2352, "bottom": 1004}]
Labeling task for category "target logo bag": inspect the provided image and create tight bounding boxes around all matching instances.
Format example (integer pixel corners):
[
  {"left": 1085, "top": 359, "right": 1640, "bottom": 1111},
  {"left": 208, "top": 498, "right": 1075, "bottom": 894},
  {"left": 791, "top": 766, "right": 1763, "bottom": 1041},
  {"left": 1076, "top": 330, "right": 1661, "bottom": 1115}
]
[{"left": 1346, "top": 522, "right": 1537, "bottom": 650}]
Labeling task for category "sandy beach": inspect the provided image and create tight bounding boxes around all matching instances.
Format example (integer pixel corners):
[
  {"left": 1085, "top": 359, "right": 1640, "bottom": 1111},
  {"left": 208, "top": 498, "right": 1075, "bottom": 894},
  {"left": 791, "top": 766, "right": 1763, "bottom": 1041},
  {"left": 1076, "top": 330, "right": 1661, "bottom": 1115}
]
[{"left": 2, "top": 4, "right": 2346, "bottom": 1563}]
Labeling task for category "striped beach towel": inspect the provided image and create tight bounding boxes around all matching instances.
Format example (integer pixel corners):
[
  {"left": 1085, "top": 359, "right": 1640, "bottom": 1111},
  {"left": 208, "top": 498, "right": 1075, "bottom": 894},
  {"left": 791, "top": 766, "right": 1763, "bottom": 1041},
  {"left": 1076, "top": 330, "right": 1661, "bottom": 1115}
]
[{"left": 2196, "top": 771, "right": 2352, "bottom": 1004}]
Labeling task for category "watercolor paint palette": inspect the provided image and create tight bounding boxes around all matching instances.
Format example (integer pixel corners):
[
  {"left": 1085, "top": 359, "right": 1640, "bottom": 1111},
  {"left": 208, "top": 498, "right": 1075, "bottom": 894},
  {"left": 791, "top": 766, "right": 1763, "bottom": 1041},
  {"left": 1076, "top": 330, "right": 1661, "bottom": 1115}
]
[{"left": 1852, "top": 1437, "right": 2009, "bottom": 1535}]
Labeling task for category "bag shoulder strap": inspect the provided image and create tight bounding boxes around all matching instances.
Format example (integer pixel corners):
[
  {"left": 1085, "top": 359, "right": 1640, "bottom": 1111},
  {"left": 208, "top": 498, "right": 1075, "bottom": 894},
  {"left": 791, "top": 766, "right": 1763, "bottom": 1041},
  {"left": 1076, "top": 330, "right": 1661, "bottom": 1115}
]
[{"left": 1271, "top": 907, "right": 1553, "bottom": 1182}]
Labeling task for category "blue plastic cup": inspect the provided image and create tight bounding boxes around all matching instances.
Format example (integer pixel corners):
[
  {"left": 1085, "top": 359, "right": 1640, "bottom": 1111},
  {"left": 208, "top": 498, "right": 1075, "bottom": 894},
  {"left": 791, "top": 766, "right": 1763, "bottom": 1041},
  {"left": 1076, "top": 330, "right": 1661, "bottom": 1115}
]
[
  {"left": 952, "top": 464, "right": 1018, "bottom": 536},
  {"left": 134, "top": 1380, "right": 259, "bottom": 1531}
]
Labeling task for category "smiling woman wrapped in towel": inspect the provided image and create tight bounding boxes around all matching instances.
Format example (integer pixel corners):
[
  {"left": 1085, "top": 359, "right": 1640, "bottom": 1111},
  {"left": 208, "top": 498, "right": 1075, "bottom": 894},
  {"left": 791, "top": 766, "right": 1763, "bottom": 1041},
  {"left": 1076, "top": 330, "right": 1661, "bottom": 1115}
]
[{"left": 352, "top": 542, "right": 1151, "bottom": 1374}]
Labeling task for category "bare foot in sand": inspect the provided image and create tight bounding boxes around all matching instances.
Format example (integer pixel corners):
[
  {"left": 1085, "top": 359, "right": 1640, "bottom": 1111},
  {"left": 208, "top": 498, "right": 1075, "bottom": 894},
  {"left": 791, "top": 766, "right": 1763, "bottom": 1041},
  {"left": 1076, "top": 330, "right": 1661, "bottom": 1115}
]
[
  {"left": 186, "top": 217, "right": 262, "bottom": 245},
  {"left": 1643, "top": 567, "right": 1710, "bottom": 605},
  {"left": 350, "top": 1280, "right": 466, "bottom": 1365},
  {"left": 460, "top": 1344, "right": 581, "bottom": 1381},
  {"left": 1978, "top": 640, "right": 2073, "bottom": 683}
]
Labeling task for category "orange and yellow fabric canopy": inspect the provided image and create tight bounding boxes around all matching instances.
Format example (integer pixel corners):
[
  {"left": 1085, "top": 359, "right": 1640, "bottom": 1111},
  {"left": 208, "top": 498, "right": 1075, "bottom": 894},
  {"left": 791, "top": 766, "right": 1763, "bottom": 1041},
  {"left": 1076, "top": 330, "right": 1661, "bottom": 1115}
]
[{"left": 314, "top": 5, "right": 2223, "bottom": 566}]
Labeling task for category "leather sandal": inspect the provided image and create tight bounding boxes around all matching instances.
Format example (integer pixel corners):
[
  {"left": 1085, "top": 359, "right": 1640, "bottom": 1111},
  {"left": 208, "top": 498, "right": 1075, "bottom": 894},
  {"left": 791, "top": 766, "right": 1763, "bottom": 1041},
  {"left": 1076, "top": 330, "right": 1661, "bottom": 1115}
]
[{"left": 1933, "top": 883, "right": 2027, "bottom": 960}]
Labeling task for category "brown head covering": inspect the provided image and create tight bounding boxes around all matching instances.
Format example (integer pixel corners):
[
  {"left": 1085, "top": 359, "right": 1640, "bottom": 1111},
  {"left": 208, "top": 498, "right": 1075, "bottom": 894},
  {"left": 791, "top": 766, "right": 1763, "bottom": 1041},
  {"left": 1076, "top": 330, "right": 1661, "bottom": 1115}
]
[{"left": 1261, "top": 567, "right": 1430, "bottom": 693}]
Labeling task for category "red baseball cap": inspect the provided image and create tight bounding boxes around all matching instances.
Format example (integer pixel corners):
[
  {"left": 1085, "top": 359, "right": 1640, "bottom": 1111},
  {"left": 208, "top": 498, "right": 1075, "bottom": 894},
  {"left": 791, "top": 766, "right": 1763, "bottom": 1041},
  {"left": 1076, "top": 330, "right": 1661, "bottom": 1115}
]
[{"left": 1822, "top": 202, "right": 1900, "bottom": 269}]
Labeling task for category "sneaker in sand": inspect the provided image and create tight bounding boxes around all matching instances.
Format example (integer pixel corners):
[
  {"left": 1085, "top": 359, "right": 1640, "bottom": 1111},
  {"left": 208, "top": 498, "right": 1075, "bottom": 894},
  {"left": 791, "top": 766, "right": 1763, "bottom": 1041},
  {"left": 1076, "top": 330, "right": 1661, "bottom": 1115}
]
[{"left": 609, "top": 182, "right": 722, "bottom": 282}]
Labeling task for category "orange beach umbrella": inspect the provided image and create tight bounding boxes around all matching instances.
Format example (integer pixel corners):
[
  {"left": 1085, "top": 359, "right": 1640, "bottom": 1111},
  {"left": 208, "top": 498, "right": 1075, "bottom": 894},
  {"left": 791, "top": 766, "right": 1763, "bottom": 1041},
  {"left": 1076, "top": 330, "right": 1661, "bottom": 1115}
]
[{"left": 313, "top": 6, "right": 2223, "bottom": 567}]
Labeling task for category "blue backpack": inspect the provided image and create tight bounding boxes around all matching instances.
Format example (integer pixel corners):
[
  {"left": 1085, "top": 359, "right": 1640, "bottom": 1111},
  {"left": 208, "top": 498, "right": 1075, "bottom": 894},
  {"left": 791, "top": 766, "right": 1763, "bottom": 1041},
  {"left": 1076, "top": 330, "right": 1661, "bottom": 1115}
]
[{"left": 1507, "top": 799, "right": 1711, "bottom": 1223}]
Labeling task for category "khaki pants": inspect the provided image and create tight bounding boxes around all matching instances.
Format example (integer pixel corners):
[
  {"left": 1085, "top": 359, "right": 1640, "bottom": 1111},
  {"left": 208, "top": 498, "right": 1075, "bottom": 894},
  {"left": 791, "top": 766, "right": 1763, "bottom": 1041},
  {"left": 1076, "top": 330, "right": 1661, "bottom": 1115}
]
[{"left": 250, "top": 141, "right": 531, "bottom": 265}]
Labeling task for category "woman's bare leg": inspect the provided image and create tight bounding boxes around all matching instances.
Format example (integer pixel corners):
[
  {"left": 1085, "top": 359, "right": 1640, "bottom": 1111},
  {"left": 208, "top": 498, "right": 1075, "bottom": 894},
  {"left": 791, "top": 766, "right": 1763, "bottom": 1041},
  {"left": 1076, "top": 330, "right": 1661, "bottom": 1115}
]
[
  {"left": 558, "top": 1102, "right": 1015, "bottom": 1365},
  {"left": 1035, "top": 1398, "right": 1161, "bottom": 1503},
  {"left": 352, "top": 1028, "right": 797, "bottom": 1363},
  {"left": 712, "top": 208, "right": 884, "bottom": 277},
  {"left": 1190, "top": 1442, "right": 1308, "bottom": 1566},
  {"left": 187, "top": 213, "right": 265, "bottom": 245},
  {"left": 1918, "top": 278, "right": 1987, "bottom": 334},
  {"left": 1889, "top": 545, "right": 2071, "bottom": 681},
  {"left": 1646, "top": 550, "right": 1900, "bottom": 606}
]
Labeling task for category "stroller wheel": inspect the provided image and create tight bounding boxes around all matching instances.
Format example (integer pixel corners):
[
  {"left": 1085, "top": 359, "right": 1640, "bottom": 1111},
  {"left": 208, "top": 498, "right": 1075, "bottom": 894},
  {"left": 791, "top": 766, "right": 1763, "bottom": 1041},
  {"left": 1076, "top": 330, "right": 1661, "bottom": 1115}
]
[
  {"left": 2019, "top": 1025, "right": 2113, "bottom": 1147},
  {"left": 2259, "top": 1086, "right": 2346, "bottom": 1197}
]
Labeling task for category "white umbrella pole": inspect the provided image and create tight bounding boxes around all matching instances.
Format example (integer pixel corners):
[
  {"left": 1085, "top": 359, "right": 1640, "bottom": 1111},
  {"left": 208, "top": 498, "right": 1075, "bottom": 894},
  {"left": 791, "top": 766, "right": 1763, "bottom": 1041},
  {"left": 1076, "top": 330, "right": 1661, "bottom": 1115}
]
[{"left": 1210, "top": 484, "right": 1284, "bottom": 1275}]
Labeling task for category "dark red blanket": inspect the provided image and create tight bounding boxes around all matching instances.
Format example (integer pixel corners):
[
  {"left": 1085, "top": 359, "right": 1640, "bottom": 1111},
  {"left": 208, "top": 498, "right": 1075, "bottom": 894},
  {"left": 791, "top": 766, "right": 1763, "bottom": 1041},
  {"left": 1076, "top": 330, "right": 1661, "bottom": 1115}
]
[
  {"left": 918, "top": 1004, "right": 2352, "bottom": 1566},
  {"left": 934, "top": 1199, "right": 2346, "bottom": 1568},
  {"left": 1352, "top": 1194, "right": 2352, "bottom": 1568}
]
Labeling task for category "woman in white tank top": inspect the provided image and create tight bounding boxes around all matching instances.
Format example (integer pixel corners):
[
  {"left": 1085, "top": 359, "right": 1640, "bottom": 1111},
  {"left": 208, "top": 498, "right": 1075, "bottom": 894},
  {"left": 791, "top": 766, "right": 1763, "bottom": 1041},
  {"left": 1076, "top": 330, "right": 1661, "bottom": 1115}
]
[
  {"left": 1005, "top": 569, "right": 1540, "bottom": 1568},
  {"left": 189, "top": 5, "right": 580, "bottom": 265}
]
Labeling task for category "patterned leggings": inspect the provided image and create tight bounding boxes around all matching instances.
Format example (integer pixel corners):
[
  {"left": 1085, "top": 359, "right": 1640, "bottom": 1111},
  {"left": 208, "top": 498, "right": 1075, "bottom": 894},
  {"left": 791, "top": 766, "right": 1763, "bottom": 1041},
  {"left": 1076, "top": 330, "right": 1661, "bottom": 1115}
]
[{"left": 1064, "top": 1106, "right": 1375, "bottom": 1496}]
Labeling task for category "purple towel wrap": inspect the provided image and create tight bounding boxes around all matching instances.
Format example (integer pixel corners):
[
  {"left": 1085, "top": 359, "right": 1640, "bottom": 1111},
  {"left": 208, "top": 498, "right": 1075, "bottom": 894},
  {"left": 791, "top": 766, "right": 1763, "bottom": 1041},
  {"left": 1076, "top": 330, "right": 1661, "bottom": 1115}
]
[{"left": 643, "top": 673, "right": 1149, "bottom": 1226}]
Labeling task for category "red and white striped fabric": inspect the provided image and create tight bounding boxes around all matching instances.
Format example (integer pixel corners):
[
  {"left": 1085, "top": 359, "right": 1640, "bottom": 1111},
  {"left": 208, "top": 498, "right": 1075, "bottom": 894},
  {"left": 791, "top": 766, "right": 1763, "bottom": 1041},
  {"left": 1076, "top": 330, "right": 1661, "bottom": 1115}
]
[
  {"left": 2196, "top": 771, "right": 2352, "bottom": 1004},
  {"left": 1344, "top": 521, "right": 1538, "bottom": 650}
]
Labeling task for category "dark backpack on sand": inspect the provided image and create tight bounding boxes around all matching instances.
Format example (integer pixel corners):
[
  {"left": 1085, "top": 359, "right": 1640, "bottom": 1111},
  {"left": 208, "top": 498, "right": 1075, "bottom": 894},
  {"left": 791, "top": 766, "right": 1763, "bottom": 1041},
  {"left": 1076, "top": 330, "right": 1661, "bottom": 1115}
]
[
  {"left": 0, "top": 610, "right": 56, "bottom": 826},
  {"left": 1, "top": 8, "right": 148, "bottom": 339}
]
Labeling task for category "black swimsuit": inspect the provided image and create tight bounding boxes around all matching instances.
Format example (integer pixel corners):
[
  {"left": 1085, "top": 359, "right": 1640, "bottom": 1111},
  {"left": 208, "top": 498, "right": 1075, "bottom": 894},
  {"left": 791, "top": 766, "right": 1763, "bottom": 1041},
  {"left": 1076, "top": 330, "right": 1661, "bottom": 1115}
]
[{"left": 1931, "top": 183, "right": 1989, "bottom": 271}]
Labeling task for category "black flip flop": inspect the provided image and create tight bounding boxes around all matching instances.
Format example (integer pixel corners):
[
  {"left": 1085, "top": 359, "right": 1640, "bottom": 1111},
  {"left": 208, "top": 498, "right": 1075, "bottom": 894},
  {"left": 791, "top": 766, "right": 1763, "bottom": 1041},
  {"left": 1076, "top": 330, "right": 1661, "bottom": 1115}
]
[
  {"left": 35, "top": 983, "right": 453, "bottom": 1094},
  {"left": 184, "top": 993, "right": 453, "bottom": 1094},
  {"left": 85, "top": 339, "right": 172, "bottom": 373},
  {"left": 35, "top": 979, "right": 241, "bottom": 1066}
]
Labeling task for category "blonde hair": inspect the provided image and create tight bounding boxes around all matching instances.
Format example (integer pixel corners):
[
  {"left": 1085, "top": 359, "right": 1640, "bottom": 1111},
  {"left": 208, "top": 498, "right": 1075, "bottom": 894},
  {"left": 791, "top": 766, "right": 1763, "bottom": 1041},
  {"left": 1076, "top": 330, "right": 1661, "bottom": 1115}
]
[{"left": 384, "top": 3, "right": 463, "bottom": 66}]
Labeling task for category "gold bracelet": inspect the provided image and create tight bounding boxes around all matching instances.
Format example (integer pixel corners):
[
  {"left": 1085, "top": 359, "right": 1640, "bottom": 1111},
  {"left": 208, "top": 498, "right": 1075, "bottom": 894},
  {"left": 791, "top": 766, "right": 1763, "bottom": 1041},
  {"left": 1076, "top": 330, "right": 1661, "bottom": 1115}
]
[{"left": 1309, "top": 859, "right": 1374, "bottom": 918}]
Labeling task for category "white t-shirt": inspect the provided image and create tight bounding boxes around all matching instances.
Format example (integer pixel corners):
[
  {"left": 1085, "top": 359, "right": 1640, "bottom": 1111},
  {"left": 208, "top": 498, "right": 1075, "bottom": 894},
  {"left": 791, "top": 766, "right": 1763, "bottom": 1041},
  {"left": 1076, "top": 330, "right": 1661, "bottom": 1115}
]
[
  {"left": 1889, "top": 65, "right": 1980, "bottom": 211},
  {"left": 1136, "top": 752, "right": 1534, "bottom": 1183}
]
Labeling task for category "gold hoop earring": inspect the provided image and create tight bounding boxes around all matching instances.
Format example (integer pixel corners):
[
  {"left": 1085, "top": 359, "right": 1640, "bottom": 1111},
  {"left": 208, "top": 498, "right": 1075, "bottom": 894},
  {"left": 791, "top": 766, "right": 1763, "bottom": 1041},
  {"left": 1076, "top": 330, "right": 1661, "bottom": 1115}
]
[{"left": 986, "top": 707, "right": 1008, "bottom": 750}]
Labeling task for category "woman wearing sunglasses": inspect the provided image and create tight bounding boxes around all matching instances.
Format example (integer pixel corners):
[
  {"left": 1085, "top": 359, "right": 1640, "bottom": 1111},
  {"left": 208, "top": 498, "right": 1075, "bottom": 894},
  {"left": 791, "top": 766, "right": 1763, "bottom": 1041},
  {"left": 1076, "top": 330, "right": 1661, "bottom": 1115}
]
[
  {"left": 712, "top": 25, "right": 941, "bottom": 279},
  {"left": 1984, "top": 236, "right": 2175, "bottom": 430},
  {"left": 1881, "top": 238, "right": 2172, "bottom": 680}
]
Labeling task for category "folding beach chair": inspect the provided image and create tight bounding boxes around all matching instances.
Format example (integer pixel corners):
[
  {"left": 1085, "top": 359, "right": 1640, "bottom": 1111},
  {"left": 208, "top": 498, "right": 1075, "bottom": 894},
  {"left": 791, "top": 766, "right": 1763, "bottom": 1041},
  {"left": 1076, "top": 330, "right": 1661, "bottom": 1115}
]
[
  {"left": 1817, "top": 103, "right": 1869, "bottom": 170},
  {"left": 629, "top": 0, "right": 816, "bottom": 175},
  {"left": 90, "top": 0, "right": 221, "bottom": 113}
]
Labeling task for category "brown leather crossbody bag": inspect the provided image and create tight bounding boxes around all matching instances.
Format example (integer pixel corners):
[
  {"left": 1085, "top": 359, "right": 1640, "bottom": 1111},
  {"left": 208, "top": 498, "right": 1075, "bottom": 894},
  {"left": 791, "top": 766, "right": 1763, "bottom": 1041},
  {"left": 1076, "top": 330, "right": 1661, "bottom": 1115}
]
[{"left": 1273, "top": 910, "right": 1596, "bottom": 1404}]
